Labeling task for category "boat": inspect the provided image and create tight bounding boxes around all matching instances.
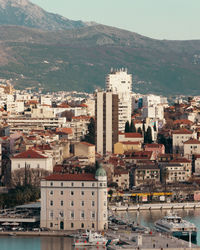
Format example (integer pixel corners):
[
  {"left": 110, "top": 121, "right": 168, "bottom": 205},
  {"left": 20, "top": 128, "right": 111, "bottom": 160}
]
[
  {"left": 72, "top": 230, "right": 108, "bottom": 246},
  {"left": 154, "top": 213, "right": 197, "bottom": 242}
]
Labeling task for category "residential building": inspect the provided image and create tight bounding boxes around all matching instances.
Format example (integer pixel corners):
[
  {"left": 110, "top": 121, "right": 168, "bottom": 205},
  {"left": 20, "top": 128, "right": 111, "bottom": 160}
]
[
  {"left": 40, "top": 165, "right": 108, "bottom": 231},
  {"left": 144, "top": 144, "right": 165, "bottom": 160},
  {"left": 112, "top": 168, "right": 129, "bottom": 190},
  {"left": 74, "top": 142, "right": 95, "bottom": 164},
  {"left": 184, "top": 139, "right": 200, "bottom": 159},
  {"left": 118, "top": 132, "right": 143, "bottom": 143},
  {"left": 172, "top": 129, "right": 197, "bottom": 155},
  {"left": 95, "top": 91, "right": 118, "bottom": 155},
  {"left": 114, "top": 141, "right": 142, "bottom": 155},
  {"left": 106, "top": 68, "right": 132, "bottom": 132}
]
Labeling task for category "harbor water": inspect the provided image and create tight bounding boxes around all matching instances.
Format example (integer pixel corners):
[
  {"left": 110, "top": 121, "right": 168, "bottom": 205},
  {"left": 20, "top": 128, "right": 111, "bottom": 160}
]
[
  {"left": 1, "top": 209, "right": 200, "bottom": 249},
  {"left": 115, "top": 208, "right": 200, "bottom": 245}
]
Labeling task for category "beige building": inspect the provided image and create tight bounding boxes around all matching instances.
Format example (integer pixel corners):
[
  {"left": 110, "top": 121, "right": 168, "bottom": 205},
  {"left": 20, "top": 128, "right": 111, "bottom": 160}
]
[
  {"left": 41, "top": 166, "right": 108, "bottom": 231},
  {"left": 172, "top": 129, "right": 196, "bottom": 155},
  {"left": 184, "top": 139, "right": 200, "bottom": 159},
  {"left": 114, "top": 141, "right": 141, "bottom": 155},
  {"left": 112, "top": 169, "right": 129, "bottom": 190},
  {"left": 95, "top": 91, "right": 118, "bottom": 155},
  {"left": 118, "top": 132, "right": 143, "bottom": 143},
  {"left": 74, "top": 142, "right": 95, "bottom": 164}
]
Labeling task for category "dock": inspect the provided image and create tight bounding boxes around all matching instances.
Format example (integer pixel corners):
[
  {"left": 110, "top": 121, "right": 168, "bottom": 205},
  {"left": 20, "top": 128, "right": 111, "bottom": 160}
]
[
  {"left": 110, "top": 202, "right": 200, "bottom": 211},
  {"left": 106, "top": 230, "right": 200, "bottom": 249}
]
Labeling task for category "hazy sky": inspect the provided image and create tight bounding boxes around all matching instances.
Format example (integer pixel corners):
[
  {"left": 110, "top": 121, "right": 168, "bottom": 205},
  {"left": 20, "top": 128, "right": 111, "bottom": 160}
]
[{"left": 30, "top": 0, "right": 200, "bottom": 40}]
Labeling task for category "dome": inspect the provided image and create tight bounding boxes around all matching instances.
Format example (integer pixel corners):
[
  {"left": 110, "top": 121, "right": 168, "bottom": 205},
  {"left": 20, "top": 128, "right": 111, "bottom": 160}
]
[{"left": 95, "top": 165, "right": 106, "bottom": 177}]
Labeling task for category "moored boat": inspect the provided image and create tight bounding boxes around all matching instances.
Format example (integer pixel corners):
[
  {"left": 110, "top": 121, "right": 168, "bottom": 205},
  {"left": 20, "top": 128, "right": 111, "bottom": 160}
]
[{"left": 154, "top": 213, "right": 197, "bottom": 242}]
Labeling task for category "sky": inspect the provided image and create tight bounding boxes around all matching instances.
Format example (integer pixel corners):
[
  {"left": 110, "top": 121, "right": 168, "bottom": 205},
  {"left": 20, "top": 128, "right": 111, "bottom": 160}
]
[{"left": 30, "top": 0, "right": 200, "bottom": 40}]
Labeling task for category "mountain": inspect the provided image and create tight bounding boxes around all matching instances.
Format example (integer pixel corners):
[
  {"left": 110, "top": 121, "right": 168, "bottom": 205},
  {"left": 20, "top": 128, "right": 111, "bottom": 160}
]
[
  {"left": 0, "top": 1, "right": 200, "bottom": 95},
  {"left": 0, "top": 0, "right": 86, "bottom": 30}
]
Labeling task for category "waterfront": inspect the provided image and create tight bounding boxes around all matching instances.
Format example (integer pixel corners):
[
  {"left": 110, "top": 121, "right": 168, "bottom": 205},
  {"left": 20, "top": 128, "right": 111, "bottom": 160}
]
[{"left": 115, "top": 208, "right": 200, "bottom": 245}]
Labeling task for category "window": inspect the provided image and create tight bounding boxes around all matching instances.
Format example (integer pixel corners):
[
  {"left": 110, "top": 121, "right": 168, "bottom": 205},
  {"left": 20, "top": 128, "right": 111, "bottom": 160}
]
[
  {"left": 50, "top": 182, "right": 53, "bottom": 186},
  {"left": 50, "top": 190, "right": 53, "bottom": 195},
  {"left": 71, "top": 191, "right": 74, "bottom": 196},
  {"left": 81, "top": 223, "right": 84, "bottom": 228},
  {"left": 71, "top": 223, "right": 74, "bottom": 228},
  {"left": 91, "top": 211, "right": 95, "bottom": 218},
  {"left": 18, "top": 164, "right": 20, "bottom": 169},
  {"left": 71, "top": 201, "right": 74, "bottom": 206},
  {"left": 60, "top": 191, "right": 63, "bottom": 195},
  {"left": 71, "top": 211, "right": 74, "bottom": 219},
  {"left": 61, "top": 200, "right": 63, "bottom": 206},
  {"left": 60, "top": 211, "right": 64, "bottom": 217},
  {"left": 71, "top": 182, "right": 74, "bottom": 187},
  {"left": 92, "top": 223, "right": 95, "bottom": 228},
  {"left": 81, "top": 211, "right": 85, "bottom": 219},
  {"left": 37, "top": 164, "right": 40, "bottom": 169},
  {"left": 61, "top": 182, "right": 63, "bottom": 187},
  {"left": 50, "top": 211, "right": 53, "bottom": 218},
  {"left": 82, "top": 182, "right": 84, "bottom": 187},
  {"left": 100, "top": 183, "right": 102, "bottom": 187},
  {"left": 50, "top": 222, "right": 53, "bottom": 228},
  {"left": 81, "top": 191, "right": 84, "bottom": 196},
  {"left": 92, "top": 201, "right": 95, "bottom": 207},
  {"left": 92, "top": 191, "right": 95, "bottom": 196},
  {"left": 50, "top": 200, "right": 53, "bottom": 206},
  {"left": 81, "top": 201, "right": 84, "bottom": 206},
  {"left": 92, "top": 183, "right": 95, "bottom": 187}
]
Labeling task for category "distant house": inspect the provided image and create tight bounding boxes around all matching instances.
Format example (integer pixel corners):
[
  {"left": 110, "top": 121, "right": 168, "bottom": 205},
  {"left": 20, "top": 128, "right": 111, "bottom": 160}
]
[
  {"left": 144, "top": 143, "right": 165, "bottom": 160},
  {"left": 184, "top": 139, "right": 200, "bottom": 159},
  {"left": 11, "top": 149, "right": 53, "bottom": 172},
  {"left": 118, "top": 132, "right": 143, "bottom": 143},
  {"left": 74, "top": 141, "right": 95, "bottom": 164},
  {"left": 114, "top": 141, "right": 142, "bottom": 155}
]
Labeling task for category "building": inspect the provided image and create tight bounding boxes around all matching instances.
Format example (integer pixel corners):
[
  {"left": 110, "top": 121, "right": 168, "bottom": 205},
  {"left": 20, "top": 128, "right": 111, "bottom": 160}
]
[
  {"left": 40, "top": 165, "right": 108, "bottom": 231},
  {"left": 95, "top": 91, "right": 118, "bottom": 155},
  {"left": 11, "top": 149, "right": 53, "bottom": 172},
  {"left": 172, "top": 129, "right": 196, "bottom": 155},
  {"left": 114, "top": 141, "right": 142, "bottom": 155},
  {"left": 184, "top": 139, "right": 200, "bottom": 159},
  {"left": 118, "top": 132, "right": 143, "bottom": 143},
  {"left": 144, "top": 144, "right": 165, "bottom": 160},
  {"left": 106, "top": 68, "right": 132, "bottom": 132},
  {"left": 74, "top": 142, "right": 95, "bottom": 164}
]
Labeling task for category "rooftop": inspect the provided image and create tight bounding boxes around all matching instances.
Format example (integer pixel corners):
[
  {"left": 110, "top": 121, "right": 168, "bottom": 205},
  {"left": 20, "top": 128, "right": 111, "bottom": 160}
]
[
  {"left": 44, "top": 173, "right": 97, "bottom": 181},
  {"left": 12, "top": 149, "right": 47, "bottom": 159}
]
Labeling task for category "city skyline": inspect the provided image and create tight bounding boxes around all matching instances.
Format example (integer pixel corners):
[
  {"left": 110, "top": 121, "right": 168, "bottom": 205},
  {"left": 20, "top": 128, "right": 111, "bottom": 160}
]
[{"left": 30, "top": 0, "right": 200, "bottom": 40}]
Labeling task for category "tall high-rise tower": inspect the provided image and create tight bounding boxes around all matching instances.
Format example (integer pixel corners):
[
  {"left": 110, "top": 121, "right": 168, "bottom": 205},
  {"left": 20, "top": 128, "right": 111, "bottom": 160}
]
[
  {"left": 106, "top": 68, "right": 132, "bottom": 132},
  {"left": 95, "top": 91, "right": 118, "bottom": 155}
]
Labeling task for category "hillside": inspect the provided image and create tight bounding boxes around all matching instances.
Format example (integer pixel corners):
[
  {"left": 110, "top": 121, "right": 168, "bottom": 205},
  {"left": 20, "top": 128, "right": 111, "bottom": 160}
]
[
  {"left": 0, "top": 0, "right": 86, "bottom": 30},
  {"left": 0, "top": 25, "right": 200, "bottom": 95}
]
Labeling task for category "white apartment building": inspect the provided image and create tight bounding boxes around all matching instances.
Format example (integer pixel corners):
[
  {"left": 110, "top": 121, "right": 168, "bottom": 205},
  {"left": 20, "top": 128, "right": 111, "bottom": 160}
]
[
  {"left": 41, "top": 166, "right": 108, "bottom": 231},
  {"left": 143, "top": 95, "right": 161, "bottom": 107},
  {"left": 142, "top": 105, "right": 164, "bottom": 120},
  {"left": 106, "top": 68, "right": 132, "bottom": 132},
  {"left": 95, "top": 91, "right": 118, "bottom": 155}
]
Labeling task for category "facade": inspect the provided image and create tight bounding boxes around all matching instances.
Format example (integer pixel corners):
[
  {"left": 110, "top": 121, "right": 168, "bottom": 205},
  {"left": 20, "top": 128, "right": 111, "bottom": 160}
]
[
  {"left": 118, "top": 132, "right": 143, "bottom": 143},
  {"left": 106, "top": 69, "right": 132, "bottom": 132},
  {"left": 172, "top": 129, "right": 196, "bottom": 155},
  {"left": 40, "top": 166, "right": 108, "bottom": 231},
  {"left": 95, "top": 91, "right": 118, "bottom": 155},
  {"left": 184, "top": 139, "right": 200, "bottom": 159},
  {"left": 11, "top": 149, "right": 53, "bottom": 172},
  {"left": 74, "top": 142, "right": 95, "bottom": 164},
  {"left": 112, "top": 169, "right": 129, "bottom": 190},
  {"left": 144, "top": 144, "right": 165, "bottom": 160},
  {"left": 114, "top": 141, "right": 142, "bottom": 155}
]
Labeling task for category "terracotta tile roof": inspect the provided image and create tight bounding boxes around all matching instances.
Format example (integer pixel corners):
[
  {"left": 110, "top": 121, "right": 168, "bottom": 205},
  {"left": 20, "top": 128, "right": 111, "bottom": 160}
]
[
  {"left": 72, "top": 115, "right": 91, "bottom": 120},
  {"left": 172, "top": 129, "right": 193, "bottom": 135},
  {"left": 57, "top": 103, "right": 70, "bottom": 108},
  {"left": 184, "top": 139, "right": 200, "bottom": 145},
  {"left": 80, "top": 141, "right": 95, "bottom": 147},
  {"left": 44, "top": 173, "right": 97, "bottom": 181},
  {"left": 120, "top": 141, "right": 141, "bottom": 145},
  {"left": 56, "top": 128, "right": 73, "bottom": 134},
  {"left": 173, "top": 119, "right": 193, "bottom": 125},
  {"left": 79, "top": 103, "right": 88, "bottom": 108},
  {"left": 12, "top": 149, "right": 47, "bottom": 159},
  {"left": 145, "top": 143, "right": 164, "bottom": 148},
  {"left": 170, "top": 158, "right": 191, "bottom": 163},
  {"left": 119, "top": 132, "right": 143, "bottom": 138}
]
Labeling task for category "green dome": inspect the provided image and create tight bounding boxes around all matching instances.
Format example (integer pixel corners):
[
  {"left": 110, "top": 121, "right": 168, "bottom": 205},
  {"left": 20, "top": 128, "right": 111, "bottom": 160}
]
[{"left": 95, "top": 165, "right": 107, "bottom": 177}]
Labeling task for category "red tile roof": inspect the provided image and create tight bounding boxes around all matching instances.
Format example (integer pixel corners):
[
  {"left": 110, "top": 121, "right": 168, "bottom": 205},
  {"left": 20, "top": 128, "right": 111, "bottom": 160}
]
[
  {"left": 145, "top": 143, "right": 164, "bottom": 148},
  {"left": 120, "top": 141, "right": 141, "bottom": 145},
  {"left": 57, "top": 103, "right": 70, "bottom": 108},
  {"left": 56, "top": 127, "right": 73, "bottom": 134},
  {"left": 173, "top": 119, "right": 193, "bottom": 125},
  {"left": 184, "top": 139, "right": 200, "bottom": 145},
  {"left": 172, "top": 129, "right": 193, "bottom": 135},
  {"left": 12, "top": 149, "right": 47, "bottom": 159},
  {"left": 119, "top": 132, "right": 143, "bottom": 138},
  {"left": 44, "top": 173, "right": 97, "bottom": 181},
  {"left": 80, "top": 141, "right": 95, "bottom": 147},
  {"left": 170, "top": 158, "right": 191, "bottom": 163}
]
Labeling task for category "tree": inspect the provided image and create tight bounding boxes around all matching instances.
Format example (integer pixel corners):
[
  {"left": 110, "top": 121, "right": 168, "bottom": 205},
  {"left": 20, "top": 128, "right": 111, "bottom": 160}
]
[
  {"left": 84, "top": 118, "right": 95, "bottom": 145},
  {"left": 153, "top": 123, "right": 157, "bottom": 132},
  {"left": 142, "top": 120, "right": 146, "bottom": 133},
  {"left": 137, "top": 127, "right": 142, "bottom": 135},
  {"left": 145, "top": 126, "right": 152, "bottom": 144},
  {"left": 130, "top": 120, "right": 136, "bottom": 133},
  {"left": 125, "top": 121, "right": 130, "bottom": 133}
]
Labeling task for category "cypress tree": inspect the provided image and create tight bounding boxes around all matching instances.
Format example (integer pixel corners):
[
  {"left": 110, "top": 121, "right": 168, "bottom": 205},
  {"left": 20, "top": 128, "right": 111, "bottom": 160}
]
[
  {"left": 146, "top": 126, "right": 153, "bottom": 144},
  {"left": 153, "top": 123, "right": 157, "bottom": 132},
  {"left": 130, "top": 120, "right": 136, "bottom": 133},
  {"left": 137, "top": 127, "right": 142, "bottom": 135},
  {"left": 125, "top": 121, "right": 130, "bottom": 133},
  {"left": 84, "top": 117, "right": 95, "bottom": 144}
]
